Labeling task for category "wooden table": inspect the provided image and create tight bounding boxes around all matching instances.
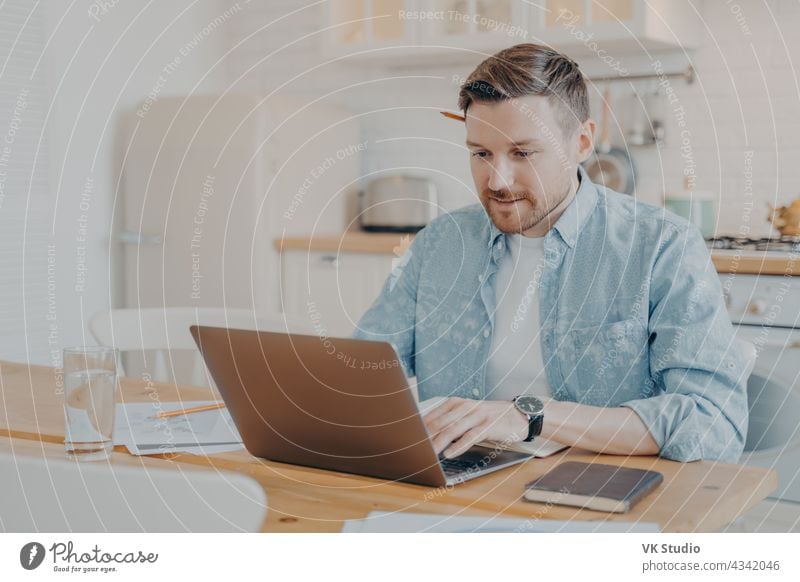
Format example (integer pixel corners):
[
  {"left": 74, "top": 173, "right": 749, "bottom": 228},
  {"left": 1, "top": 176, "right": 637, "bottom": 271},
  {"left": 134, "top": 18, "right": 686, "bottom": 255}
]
[{"left": 0, "top": 361, "right": 778, "bottom": 532}]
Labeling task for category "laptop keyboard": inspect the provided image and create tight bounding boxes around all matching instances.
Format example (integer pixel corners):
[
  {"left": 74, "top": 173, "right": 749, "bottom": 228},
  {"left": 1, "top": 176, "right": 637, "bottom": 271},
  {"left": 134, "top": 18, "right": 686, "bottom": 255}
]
[{"left": 439, "top": 456, "right": 480, "bottom": 477}]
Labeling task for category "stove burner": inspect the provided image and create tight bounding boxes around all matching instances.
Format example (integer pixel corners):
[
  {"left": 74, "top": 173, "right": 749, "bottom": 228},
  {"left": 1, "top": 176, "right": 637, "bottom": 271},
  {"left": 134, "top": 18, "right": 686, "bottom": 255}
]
[{"left": 706, "top": 236, "right": 800, "bottom": 253}]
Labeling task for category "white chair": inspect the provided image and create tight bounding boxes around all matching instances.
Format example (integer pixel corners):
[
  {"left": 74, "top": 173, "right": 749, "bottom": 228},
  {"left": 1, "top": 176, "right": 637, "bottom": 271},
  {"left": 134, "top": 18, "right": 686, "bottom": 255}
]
[
  {"left": 735, "top": 337, "right": 757, "bottom": 381},
  {"left": 89, "top": 307, "right": 314, "bottom": 386},
  {"left": 0, "top": 442, "right": 267, "bottom": 532}
]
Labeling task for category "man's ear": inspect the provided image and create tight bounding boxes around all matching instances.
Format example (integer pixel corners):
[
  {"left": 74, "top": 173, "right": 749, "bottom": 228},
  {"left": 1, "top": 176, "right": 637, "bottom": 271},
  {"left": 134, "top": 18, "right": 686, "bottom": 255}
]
[{"left": 575, "top": 118, "right": 596, "bottom": 164}]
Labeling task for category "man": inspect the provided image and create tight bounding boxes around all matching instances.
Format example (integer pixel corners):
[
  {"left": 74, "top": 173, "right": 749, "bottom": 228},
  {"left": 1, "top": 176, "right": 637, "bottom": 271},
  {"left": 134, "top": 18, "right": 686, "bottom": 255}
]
[{"left": 353, "top": 44, "right": 748, "bottom": 463}]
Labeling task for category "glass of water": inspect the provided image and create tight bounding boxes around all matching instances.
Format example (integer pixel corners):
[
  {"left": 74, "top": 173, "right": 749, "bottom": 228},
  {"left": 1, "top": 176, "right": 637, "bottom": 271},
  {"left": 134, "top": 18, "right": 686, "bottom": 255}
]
[{"left": 63, "top": 347, "right": 119, "bottom": 461}]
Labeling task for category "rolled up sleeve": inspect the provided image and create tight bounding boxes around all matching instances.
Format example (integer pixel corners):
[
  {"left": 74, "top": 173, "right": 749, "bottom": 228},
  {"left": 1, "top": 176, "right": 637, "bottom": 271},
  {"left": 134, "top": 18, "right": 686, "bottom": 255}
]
[
  {"left": 352, "top": 229, "right": 427, "bottom": 378},
  {"left": 621, "top": 223, "right": 749, "bottom": 463}
]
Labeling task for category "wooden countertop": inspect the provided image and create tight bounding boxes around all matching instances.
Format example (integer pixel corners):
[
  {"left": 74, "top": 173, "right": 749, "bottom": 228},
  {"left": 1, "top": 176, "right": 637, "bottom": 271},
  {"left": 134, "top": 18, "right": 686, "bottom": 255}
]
[
  {"left": 276, "top": 233, "right": 800, "bottom": 275},
  {"left": 0, "top": 360, "right": 778, "bottom": 532},
  {"left": 274, "top": 232, "right": 413, "bottom": 255},
  {"left": 711, "top": 251, "right": 800, "bottom": 275}
]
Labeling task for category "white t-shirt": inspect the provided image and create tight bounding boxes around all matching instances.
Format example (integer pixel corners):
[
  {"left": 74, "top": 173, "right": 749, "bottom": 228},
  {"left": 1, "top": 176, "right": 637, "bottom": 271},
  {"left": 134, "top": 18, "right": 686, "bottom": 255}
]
[{"left": 485, "top": 233, "right": 552, "bottom": 402}]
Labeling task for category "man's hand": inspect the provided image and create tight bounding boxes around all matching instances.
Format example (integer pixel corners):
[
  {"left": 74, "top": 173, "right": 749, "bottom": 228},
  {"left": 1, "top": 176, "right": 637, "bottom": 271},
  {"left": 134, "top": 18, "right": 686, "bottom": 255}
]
[{"left": 421, "top": 397, "right": 529, "bottom": 458}]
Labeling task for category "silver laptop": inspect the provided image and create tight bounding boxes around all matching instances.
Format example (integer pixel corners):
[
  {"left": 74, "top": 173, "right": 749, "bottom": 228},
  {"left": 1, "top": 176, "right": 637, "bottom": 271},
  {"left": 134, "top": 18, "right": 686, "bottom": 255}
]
[{"left": 190, "top": 325, "right": 533, "bottom": 487}]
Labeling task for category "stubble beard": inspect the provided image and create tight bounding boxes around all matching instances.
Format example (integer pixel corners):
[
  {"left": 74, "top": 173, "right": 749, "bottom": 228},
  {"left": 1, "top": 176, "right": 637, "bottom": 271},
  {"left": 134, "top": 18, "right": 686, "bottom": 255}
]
[{"left": 485, "top": 179, "right": 573, "bottom": 234}]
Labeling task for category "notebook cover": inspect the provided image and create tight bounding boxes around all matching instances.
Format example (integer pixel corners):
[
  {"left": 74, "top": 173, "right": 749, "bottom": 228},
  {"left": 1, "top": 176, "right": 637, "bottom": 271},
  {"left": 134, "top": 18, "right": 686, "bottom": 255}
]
[{"left": 523, "top": 461, "right": 664, "bottom": 513}]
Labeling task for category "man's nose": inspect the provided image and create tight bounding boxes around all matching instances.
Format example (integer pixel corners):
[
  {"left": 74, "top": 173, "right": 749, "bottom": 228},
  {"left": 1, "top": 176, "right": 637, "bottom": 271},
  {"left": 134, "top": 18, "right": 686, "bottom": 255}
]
[{"left": 487, "top": 158, "right": 515, "bottom": 192}]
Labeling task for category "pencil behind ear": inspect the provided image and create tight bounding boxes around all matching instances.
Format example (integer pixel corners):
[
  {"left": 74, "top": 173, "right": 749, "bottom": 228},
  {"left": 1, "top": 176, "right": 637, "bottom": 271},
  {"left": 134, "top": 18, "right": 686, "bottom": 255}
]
[{"left": 440, "top": 111, "right": 466, "bottom": 122}]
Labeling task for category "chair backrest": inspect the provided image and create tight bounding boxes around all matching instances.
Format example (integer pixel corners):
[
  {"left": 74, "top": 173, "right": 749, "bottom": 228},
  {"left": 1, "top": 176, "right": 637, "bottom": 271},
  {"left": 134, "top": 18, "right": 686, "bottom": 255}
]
[
  {"left": 90, "top": 308, "right": 314, "bottom": 385},
  {"left": 735, "top": 337, "right": 757, "bottom": 380},
  {"left": 0, "top": 442, "right": 267, "bottom": 532}
]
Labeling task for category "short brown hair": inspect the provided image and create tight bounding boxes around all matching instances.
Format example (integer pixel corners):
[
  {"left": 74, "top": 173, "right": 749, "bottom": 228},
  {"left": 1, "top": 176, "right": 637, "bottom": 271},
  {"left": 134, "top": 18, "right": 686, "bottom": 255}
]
[{"left": 458, "top": 43, "right": 589, "bottom": 133}]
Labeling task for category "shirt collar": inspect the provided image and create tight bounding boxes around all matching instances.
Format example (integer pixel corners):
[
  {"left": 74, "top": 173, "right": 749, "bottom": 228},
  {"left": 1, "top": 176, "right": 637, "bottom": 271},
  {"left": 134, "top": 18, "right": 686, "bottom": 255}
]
[
  {"left": 485, "top": 165, "right": 599, "bottom": 251},
  {"left": 487, "top": 220, "right": 504, "bottom": 250},
  {"left": 551, "top": 165, "right": 598, "bottom": 249}
]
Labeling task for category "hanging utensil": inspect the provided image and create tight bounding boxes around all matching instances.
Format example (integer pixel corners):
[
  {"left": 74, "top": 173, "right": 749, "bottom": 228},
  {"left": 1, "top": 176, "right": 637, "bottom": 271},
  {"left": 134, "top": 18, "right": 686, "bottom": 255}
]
[
  {"left": 628, "top": 84, "right": 665, "bottom": 146},
  {"left": 583, "top": 86, "right": 636, "bottom": 194},
  {"left": 648, "top": 85, "right": 666, "bottom": 144}
]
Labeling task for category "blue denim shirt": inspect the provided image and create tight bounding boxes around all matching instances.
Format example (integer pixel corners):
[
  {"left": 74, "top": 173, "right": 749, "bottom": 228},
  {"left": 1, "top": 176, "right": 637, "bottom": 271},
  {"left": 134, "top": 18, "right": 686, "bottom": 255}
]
[{"left": 353, "top": 168, "right": 748, "bottom": 463}]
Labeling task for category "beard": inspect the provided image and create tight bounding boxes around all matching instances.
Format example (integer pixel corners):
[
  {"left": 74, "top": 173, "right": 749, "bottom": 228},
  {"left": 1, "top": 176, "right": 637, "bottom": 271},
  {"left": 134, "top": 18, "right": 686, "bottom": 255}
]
[{"left": 482, "top": 180, "right": 572, "bottom": 234}]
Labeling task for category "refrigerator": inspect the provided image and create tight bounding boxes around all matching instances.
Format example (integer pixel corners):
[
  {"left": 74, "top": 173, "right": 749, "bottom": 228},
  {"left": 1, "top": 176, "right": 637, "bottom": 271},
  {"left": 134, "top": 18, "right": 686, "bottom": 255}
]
[
  {"left": 114, "top": 93, "right": 361, "bottom": 383},
  {"left": 116, "top": 93, "right": 361, "bottom": 315}
]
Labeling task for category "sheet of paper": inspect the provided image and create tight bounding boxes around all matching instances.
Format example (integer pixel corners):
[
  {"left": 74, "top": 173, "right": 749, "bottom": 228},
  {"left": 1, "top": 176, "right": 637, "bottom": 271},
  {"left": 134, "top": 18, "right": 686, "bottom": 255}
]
[
  {"left": 342, "top": 511, "right": 661, "bottom": 533},
  {"left": 114, "top": 401, "right": 244, "bottom": 456},
  {"left": 478, "top": 437, "right": 568, "bottom": 458},
  {"left": 123, "top": 442, "right": 244, "bottom": 456}
]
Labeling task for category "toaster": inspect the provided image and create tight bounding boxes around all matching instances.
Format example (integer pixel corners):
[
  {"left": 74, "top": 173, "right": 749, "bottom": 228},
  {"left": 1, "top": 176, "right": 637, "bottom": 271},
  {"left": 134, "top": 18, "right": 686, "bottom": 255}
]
[{"left": 358, "top": 175, "right": 438, "bottom": 233}]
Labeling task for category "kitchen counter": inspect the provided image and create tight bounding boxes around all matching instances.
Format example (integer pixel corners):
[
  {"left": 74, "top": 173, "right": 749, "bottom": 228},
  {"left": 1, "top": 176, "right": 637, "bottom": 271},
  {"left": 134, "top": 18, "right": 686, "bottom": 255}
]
[
  {"left": 711, "top": 250, "right": 799, "bottom": 276},
  {"left": 275, "top": 234, "right": 799, "bottom": 276},
  {"left": 274, "top": 232, "right": 414, "bottom": 255}
]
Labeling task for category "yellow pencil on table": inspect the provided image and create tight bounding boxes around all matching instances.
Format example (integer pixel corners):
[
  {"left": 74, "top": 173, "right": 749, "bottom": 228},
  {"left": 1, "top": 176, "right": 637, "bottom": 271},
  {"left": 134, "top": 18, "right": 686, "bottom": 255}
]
[{"left": 155, "top": 402, "right": 226, "bottom": 419}]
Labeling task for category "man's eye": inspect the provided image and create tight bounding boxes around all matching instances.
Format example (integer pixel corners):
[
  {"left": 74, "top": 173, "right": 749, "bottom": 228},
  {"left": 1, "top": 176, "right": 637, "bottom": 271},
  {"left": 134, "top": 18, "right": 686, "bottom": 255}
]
[
  {"left": 516, "top": 151, "right": 536, "bottom": 158},
  {"left": 471, "top": 151, "right": 489, "bottom": 158}
]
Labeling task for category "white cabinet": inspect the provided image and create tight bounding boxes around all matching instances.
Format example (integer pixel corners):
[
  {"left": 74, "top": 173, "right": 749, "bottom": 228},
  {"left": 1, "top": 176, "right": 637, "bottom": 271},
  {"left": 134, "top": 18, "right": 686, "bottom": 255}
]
[
  {"left": 280, "top": 250, "right": 395, "bottom": 337},
  {"left": 419, "top": 0, "right": 526, "bottom": 52},
  {"left": 325, "top": 0, "right": 698, "bottom": 66},
  {"left": 536, "top": 0, "right": 697, "bottom": 54},
  {"left": 328, "top": 0, "right": 410, "bottom": 48}
]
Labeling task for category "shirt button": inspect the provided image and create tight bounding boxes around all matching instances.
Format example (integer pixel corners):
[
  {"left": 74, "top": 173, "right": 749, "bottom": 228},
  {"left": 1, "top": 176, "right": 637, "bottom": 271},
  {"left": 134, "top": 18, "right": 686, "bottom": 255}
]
[
  {"left": 483, "top": 329, "right": 490, "bottom": 338},
  {"left": 472, "top": 388, "right": 480, "bottom": 397},
  {"left": 495, "top": 241, "right": 504, "bottom": 251}
]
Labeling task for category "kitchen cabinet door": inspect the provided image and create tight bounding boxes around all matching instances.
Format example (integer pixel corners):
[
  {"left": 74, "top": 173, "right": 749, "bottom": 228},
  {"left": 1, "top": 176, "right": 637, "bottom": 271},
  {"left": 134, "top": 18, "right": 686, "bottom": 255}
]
[
  {"left": 281, "top": 250, "right": 394, "bottom": 337},
  {"left": 328, "top": 0, "right": 410, "bottom": 49},
  {"left": 542, "top": 0, "right": 587, "bottom": 28},
  {"left": 424, "top": 0, "right": 518, "bottom": 41},
  {"left": 535, "top": 0, "right": 696, "bottom": 52},
  {"left": 541, "top": 0, "right": 636, "bottom": 28},
  {"left": 326, "top": 0, "right": 697, "bottom": 66}
]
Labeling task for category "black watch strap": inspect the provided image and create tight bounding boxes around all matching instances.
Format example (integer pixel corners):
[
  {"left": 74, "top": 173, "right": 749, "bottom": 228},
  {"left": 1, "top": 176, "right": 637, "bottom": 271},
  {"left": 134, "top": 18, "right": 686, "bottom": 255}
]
[
  {"left": 514, "top": 395, "right": 544, "bottom": 442},
  {"left": 525, "top": 413, "right": 543, "bottom": 442}
]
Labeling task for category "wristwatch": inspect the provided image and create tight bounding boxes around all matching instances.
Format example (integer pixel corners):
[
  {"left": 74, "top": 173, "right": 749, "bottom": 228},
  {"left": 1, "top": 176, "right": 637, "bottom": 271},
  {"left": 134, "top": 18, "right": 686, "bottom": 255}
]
[{"left": 513, "top": 395, "right": 545, "bottom": 442}]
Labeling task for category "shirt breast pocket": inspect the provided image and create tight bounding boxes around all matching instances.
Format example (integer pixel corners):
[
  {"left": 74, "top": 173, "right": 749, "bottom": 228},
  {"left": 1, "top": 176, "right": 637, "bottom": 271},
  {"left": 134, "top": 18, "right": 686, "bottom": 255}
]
[{"left": 561, "top": 318, "right": 651, "bottom": 405}]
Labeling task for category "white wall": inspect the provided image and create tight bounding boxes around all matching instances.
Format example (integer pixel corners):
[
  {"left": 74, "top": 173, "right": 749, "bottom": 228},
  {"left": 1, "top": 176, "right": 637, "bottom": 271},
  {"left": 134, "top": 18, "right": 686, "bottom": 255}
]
[
  {"left": 630, "top": 0, "right": 800, "bottom": 237},
  {"left": 0, "top": 1, "right": 53, "bottom": 366},
  {"left": 220, "top": 0, "right": 800, "bottom": 238},
  {"left": 35, "top": 0, "right": 230, "bottom": 361}
]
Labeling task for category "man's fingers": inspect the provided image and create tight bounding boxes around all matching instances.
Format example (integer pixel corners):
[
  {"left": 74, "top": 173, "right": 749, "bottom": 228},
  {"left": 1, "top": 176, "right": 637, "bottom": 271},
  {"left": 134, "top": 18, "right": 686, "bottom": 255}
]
[
  {"left": 425, "top": 399, "right": 482, "bottom": 436},
  {"left": 421, "top": 397, "right": 458, "bottom": 425},
  {"left": 443, "top": 423, "right": 491, "bottom": 458},
  {"left": 429, "top": 410, "right": 483, "bottom": 455}
]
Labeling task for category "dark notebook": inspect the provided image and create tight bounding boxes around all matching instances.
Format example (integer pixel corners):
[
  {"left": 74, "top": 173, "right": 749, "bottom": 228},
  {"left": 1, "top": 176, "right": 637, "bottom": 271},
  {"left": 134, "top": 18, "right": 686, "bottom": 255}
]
[{"left": 523, "top": 462, "right": 664, "bottom": 513}]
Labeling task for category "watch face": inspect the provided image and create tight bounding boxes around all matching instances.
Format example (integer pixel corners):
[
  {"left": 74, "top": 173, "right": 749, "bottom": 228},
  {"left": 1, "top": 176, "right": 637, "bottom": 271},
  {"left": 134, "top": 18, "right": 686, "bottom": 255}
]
[{"left": 515, "top": 396, "right": 544, "bottom": 416}]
